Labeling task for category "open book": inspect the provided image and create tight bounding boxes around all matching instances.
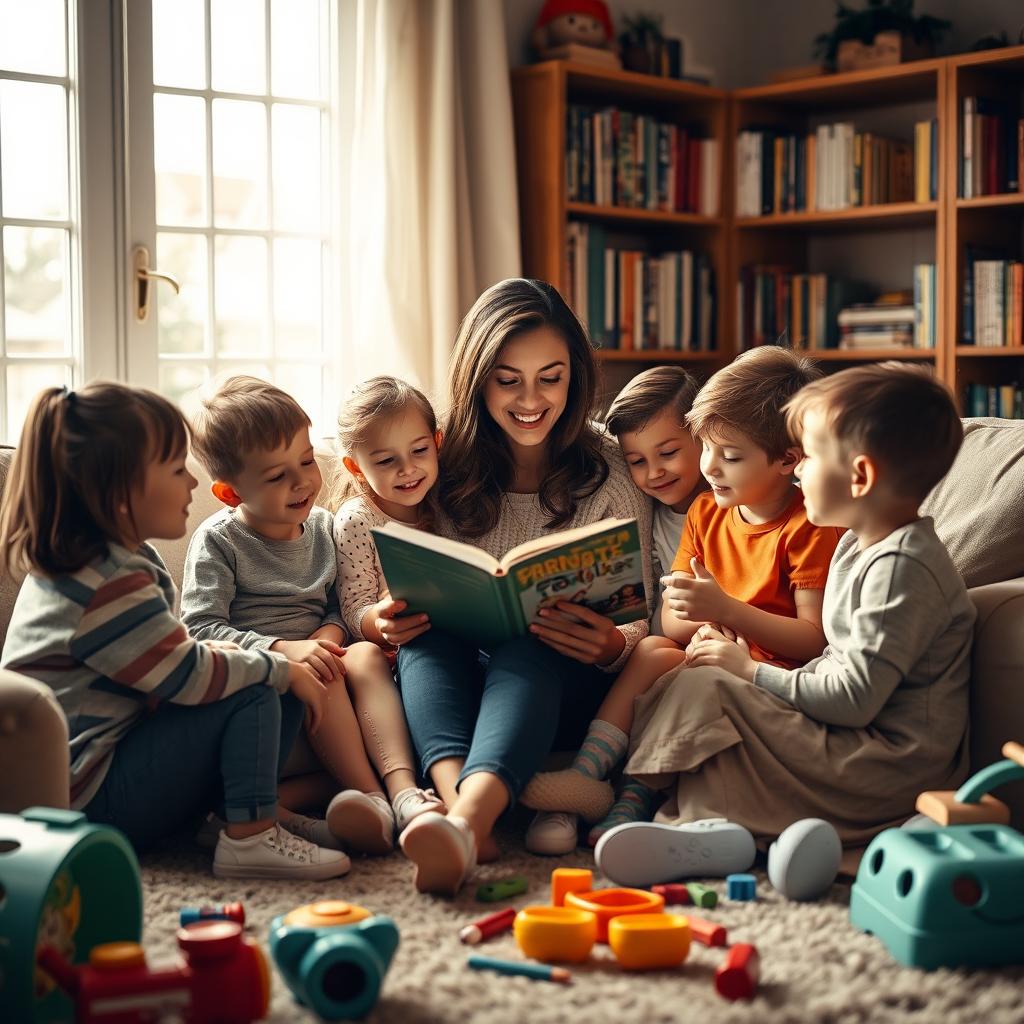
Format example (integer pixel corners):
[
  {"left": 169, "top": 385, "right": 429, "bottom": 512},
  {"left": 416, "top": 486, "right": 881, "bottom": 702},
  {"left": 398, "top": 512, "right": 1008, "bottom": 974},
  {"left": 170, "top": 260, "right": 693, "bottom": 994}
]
[{"left": 371, "top": 518, "right": 646, "bottom": 652}]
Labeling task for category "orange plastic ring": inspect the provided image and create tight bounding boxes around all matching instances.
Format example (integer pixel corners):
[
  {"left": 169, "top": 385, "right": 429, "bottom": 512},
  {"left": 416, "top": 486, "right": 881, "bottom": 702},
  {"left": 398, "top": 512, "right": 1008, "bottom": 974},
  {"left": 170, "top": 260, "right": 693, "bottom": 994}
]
[{"left": 564, "top": 888, "right": 665, "bottom": 942}]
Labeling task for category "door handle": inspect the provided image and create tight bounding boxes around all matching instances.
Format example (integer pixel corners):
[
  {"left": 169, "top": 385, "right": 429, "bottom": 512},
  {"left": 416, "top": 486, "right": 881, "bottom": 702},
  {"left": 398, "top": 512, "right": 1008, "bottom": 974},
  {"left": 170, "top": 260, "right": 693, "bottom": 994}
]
[{"left": 134, "top": 245, "right": 181, "bottom": 322}]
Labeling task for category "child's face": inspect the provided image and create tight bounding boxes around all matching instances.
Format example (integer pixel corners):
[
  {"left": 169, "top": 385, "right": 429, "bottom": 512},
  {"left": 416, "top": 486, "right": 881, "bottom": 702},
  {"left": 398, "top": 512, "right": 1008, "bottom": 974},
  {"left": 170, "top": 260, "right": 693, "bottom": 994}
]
[
  {"left": 699, "top": 424, "right": 795, "bottom": 511},
  {"left": 231, "top": 427, "right": 323, "bottom": 537},
  {"left": 127, "top": 447, "right": 197, "bottom": 545},
  {"left": 619, "top": 408, "right": 704, "bottom": 513},
  {"left": 349, "top": 407, "right": 439, "bottom": 518},
  {"left": 794, "top": 406, "right": 853, "bottom": 527}
]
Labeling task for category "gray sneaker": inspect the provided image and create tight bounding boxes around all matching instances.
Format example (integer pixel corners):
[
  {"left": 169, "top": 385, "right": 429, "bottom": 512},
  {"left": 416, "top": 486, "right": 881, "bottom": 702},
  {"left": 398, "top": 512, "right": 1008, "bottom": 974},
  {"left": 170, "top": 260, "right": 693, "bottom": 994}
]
[
  {"left": 213, "top": 823, "right": 351, "bottom": 880},
  {"left": 525, "top": 811, "right": 579, "bottom": 856}
]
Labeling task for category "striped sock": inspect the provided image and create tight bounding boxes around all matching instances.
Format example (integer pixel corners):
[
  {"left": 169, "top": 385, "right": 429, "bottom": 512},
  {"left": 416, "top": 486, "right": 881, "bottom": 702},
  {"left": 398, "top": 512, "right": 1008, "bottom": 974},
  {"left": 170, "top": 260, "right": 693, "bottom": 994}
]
[
  {"left": 571, "top": 719, "right": 628, "bottom": 782},
  {"left": 587, "top": 778, "right": 658, "bottom": 845}
]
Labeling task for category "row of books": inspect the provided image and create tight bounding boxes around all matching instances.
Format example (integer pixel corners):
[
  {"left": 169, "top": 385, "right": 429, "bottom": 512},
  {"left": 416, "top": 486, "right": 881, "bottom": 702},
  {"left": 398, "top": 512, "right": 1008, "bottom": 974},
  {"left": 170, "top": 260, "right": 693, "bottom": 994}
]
[
  {"left": 960, "top": 97, "right": 1023, "bottom": 198},
  {"left": 735, "top": 120, "right": 937, "bottom": 216},
  {"left": 566, "top": 222, "right": 716, "bottom": 351},
  {"left": 837, "top": 271, "right": 937, "bottom": 350},
  {"left": 566, "top": 104, "right": 720, "bottom": 215},
  {"left": 963, "top": 251, "right": 1024, "bottom": 347},
  {"left": 963, "top": 382, "right": 1024, "bottom": 419}
]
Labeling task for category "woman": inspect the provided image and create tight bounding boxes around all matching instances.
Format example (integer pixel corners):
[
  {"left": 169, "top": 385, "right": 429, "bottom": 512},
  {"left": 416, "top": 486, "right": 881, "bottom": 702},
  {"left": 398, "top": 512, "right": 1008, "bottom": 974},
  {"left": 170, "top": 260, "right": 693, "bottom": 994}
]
[{"left": 378, "top": 278, "right": 655, "bottom": 894}]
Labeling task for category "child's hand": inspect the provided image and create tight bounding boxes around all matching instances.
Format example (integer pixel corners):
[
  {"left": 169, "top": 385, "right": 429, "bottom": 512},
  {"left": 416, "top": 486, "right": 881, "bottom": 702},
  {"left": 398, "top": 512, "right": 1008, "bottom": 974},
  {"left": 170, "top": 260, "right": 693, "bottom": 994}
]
[
  {"left": 287, "top": 662, "right": 329, "bottom": 733},
  {"left": 684, "top": 622, "right": 736, "bottom": 661},
  {"left": 272, "top": 638, "right": 346, "bottom": 683},
  {"left": 373, "top": 598, "right": 431, "bottom": 647},
  {"left": 685, "top": 633, "right": 757, "bottom": 681},
  {"left": 530, "top": 602, "right": 626, "bottom": 666},
  {"left": 662, "top": 559, "right": 734, "bottom": 624}
]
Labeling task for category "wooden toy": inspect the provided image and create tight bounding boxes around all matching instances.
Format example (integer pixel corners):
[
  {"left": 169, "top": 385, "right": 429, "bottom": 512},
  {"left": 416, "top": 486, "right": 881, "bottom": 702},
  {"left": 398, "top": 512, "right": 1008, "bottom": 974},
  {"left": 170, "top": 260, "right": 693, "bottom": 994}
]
[
  {"left": 687, "top": 916, "right": 728, "bottom": 947},
  {"left": 768, "top": 819, "right": 842, "bottom": 901},
  {"left": 607, "top": 914, "right": 691, "bottom": 970},
  {"left": 651, "top": 883, "right": 691, "bottom": 905},
  {"left": 179, "top": 902, "right": 246, "bottom": 927},
  {"left": 726, "top": 874, "right": 757, "bottom": 900},
  {"left": 564, "top": 888, "right": 664, "bottom": 942},
  {"left": 551, "top": 867, "right": 593, "bottom": 907},
  {"left": 0, "top": 808, "right": 142, "bottom": 1023},
  {"left": 514, "top": 906, "right": 598, "bottom": 963},
  {"left": 715, "top": 943, "right": 759, "bottom": 1000},
  {"left": 476, "top": 875, "right": 529, "bottom": 903},
  {"left": 467, "top": 955, "right": 572, "bottom": 984},
  {"left": 685, "top": 882, "right": 718, "bottom": 909},
  {"left": 915, "top": 741, "right": 1024, "bottom": 827},
  {"left": 460, "top": 907, "right": 517, "bottom": 945}
]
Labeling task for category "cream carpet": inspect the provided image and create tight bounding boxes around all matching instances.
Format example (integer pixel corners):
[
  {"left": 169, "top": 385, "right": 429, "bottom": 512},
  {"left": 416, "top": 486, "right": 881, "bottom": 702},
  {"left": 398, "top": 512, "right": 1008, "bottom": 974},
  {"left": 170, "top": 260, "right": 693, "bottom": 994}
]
[{"left": 136, "top": 815, "right": 1024, "bottom": 1024}]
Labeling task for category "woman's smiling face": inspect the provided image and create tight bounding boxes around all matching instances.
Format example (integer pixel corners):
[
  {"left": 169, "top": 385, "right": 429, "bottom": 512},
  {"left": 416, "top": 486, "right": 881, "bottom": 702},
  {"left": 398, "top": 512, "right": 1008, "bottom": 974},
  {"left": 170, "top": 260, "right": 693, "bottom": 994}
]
[{"left": 483, "top": 326, "right": 570, "bottom": 451}]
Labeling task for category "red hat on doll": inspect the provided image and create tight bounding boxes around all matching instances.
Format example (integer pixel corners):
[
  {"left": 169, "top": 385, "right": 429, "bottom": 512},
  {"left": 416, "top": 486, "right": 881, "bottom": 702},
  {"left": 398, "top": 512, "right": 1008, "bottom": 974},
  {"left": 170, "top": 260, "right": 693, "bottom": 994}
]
[{"left": 535, "top": 0, "right": 614, "bottom": 42}]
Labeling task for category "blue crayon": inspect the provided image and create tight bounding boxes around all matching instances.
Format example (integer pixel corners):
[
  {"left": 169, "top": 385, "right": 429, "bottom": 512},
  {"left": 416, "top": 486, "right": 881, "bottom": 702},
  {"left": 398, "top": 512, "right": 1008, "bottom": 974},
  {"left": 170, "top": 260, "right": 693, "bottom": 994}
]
[{"left": 467, "top": 955, "right": 572, "bottom": 984}]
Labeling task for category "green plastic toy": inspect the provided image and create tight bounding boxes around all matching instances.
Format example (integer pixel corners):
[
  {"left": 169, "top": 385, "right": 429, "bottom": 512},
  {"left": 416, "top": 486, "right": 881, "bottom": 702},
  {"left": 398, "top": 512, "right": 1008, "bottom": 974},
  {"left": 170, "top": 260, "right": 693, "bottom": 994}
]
[
  {"left": 476, "top": 875, "right": 529, "bottom": 902},
  {"left": 685, "top": 882, "right": 718, "bottom": 909}
]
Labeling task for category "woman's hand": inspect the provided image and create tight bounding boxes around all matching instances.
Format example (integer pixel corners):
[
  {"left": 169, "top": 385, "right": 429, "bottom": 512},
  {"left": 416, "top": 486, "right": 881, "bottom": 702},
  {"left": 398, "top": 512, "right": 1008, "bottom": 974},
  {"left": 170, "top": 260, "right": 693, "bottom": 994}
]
[
  {"left": 685, "top": 633, "right": 757, "bottom": 682},
  {"left": 529, "top": 602, "right": 626, "bottom": 667},
  {"left": 373, "top": 597, "right": 431, "bottom": 647}
]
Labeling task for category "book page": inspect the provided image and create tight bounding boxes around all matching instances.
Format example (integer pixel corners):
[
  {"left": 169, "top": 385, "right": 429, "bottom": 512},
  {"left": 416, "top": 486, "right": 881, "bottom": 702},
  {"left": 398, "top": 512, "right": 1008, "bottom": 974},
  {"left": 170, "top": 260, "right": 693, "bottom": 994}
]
[
  {"left": 498, "top": 517, "right": 633, "bottom": 572},
  {"left": 373, "top": 521, "right": 501, "bottom": 575}
]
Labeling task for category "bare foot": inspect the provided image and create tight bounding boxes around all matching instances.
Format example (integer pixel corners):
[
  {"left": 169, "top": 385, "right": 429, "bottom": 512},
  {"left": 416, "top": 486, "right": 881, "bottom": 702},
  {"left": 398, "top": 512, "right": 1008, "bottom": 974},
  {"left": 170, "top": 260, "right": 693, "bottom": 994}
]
[{"left": 478, "top": 833, "right": 501, "bottom": 863}]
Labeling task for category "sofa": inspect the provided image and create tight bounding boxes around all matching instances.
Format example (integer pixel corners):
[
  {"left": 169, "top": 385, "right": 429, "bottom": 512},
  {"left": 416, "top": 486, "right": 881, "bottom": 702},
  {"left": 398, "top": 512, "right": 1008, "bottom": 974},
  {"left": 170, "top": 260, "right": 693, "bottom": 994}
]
[{"left": 2, "top": 420, "right": 1024, "bottom": 825}]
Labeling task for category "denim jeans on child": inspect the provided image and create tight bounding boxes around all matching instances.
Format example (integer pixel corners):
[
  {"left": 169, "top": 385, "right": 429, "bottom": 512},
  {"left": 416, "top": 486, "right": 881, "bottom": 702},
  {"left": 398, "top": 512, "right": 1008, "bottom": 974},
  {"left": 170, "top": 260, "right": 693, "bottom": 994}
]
[
  {"left": 398, "top": 629, "right": 614, "bottom": 801},
  {"left": 84, "top": 685, "right": 304, "bottom": 852}
]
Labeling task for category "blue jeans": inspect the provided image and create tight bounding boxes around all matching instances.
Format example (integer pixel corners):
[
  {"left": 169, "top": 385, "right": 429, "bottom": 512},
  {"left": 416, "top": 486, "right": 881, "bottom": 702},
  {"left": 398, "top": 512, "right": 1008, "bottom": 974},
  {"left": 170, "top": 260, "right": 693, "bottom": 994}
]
[
  {"left": 84, "top": 685, "right": 304, "bottom": 853},
  {"left": 398, "top": 630, "right": 614, "bottom": 802}
]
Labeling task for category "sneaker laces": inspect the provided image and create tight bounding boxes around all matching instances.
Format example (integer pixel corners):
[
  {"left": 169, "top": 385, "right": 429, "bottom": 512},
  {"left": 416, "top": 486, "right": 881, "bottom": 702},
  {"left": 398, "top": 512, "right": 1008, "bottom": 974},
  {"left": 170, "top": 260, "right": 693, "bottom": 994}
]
[
  {"left": 394, "top": 787, "right": 441, "bottom": 814},
  {"left": 280, "top": 814, "right": 319, "bottom": 844},
  {"left": 267, "top": 823, "right": 317, "bottom": 862},
  {"left": 538, "top": 811, "right": 576, "bottom": 832}
]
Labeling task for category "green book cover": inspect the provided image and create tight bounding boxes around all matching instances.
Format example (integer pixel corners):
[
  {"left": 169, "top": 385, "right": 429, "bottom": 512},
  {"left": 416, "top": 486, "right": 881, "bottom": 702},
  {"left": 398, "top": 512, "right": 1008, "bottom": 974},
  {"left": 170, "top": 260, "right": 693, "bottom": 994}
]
[{"left": 371, "top": 518, "right": 646, "bottom": 653}]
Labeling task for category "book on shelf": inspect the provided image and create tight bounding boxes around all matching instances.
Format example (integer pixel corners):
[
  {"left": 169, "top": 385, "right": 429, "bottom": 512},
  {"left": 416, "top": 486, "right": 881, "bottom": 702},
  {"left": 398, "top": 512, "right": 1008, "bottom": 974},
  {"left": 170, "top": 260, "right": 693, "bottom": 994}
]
[
  {"left": 962, "top": 249, "right": 1024, "bottom": 347},
  {"left": 567, "top": 104, "right": 719, "bottom": 215},
  {"left": 371, "top": 518, "right": 646, "bottom": 653},
  {"left": 912, "top": 264, "right": 937, "bottom": 349},
  {"left": 960, "top": 96, "right": 1023, "bottom": 199},
  {"left": 963, "top": 382, "right": 1024, "bottom": 419},
  {"left": 566, "top": 221, "right": 716, "bottom": 350}
]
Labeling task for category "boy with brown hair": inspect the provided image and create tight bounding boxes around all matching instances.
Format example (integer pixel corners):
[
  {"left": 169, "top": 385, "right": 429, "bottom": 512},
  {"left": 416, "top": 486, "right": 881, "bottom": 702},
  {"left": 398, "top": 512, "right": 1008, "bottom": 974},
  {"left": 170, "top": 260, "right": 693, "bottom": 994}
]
[{"left": 523, "top": 347, "right": 842, "bottom": 850}]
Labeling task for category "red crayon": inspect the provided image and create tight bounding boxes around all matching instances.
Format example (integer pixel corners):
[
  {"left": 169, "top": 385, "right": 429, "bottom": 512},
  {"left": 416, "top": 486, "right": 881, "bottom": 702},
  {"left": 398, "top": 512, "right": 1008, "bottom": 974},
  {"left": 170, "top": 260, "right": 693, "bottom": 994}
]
[
  {"left": 459, "top": 906, "right": 517, "bottom": 945},
  {"left": 715, "top": 942, "right": 760, "bottom": 1001},
  {"left": 651, "top": 883, "right": 691, "bottom": 905},
  {"left": 688, "top": 916, "right": 727, "bottom": 947}
]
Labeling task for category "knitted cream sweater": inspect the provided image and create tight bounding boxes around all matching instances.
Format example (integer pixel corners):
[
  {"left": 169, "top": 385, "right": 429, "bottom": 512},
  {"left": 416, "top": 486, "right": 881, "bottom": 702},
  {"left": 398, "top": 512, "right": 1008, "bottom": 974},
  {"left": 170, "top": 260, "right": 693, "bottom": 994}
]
[{"left": 439, "top": 435, "right": 655, "bottom": 671}]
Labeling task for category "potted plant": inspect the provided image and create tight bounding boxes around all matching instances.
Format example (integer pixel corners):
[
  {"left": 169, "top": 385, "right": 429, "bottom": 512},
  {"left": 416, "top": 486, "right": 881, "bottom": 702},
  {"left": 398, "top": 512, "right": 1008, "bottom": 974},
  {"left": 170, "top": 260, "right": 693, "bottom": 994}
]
[
  {"left": 813, "top": 0, "right": 950, "bottom": 72},
  {"left": 619, "top": 12, "right": 664, "bottom": 75}
]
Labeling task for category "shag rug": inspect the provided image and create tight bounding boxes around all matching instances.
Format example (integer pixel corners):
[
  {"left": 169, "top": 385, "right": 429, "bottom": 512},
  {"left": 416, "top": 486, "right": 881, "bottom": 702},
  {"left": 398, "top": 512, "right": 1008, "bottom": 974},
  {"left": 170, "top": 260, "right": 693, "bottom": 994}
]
[{"left": 138, "top": 816, "right": 1024, "bottom": 1024}]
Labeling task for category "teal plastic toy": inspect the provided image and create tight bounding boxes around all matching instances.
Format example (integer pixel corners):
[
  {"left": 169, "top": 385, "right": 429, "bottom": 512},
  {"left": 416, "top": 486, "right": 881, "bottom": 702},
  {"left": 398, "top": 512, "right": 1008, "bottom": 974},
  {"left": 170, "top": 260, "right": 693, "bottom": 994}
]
[
  {"left": 850, "top": 745, "right": 1024, "bottom": 970},
  {"left": 268, "top": 900, "right": 399, "bottom": 1020},
  {"left": 0, "top": 808, "right": 143, "bottom": 1022}
]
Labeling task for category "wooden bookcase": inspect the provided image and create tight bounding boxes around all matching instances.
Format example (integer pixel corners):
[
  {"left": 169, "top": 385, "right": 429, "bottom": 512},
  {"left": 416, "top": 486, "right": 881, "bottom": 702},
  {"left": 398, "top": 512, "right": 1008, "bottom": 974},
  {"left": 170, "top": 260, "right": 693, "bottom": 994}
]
[{"left": 512, "top": 47, "right": 1024, "bottom": 413}]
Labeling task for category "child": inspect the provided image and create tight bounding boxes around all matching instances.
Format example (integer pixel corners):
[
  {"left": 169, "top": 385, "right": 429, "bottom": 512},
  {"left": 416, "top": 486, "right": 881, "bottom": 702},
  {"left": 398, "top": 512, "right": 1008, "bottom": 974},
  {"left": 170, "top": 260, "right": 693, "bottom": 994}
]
[
  {"left": 607, "top": 362, "right": 975, "bottom": 851},
  {"left": 0, "top": 382, "right": 349, "bottom": 880},
  {"left": 182, "top": 377, "right": 440, "bottom": 856},
  {"left": 523, "top": 347, "right": 842, "bottom": 847}
]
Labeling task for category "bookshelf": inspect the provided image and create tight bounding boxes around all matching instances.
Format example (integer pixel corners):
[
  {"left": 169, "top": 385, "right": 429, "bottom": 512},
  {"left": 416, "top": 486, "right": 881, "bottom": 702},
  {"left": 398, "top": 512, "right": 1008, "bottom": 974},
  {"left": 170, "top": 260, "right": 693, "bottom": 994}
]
[{"left": 511, "top": 49, "right": 1024, "bottom": 416}]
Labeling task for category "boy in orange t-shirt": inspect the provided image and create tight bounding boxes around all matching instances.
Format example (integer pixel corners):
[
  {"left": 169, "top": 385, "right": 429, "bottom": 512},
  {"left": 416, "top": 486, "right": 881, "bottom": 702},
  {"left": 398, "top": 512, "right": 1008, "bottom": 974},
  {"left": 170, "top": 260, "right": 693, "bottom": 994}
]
[{"left": 522, "top": 347, "right": 842, "bottom": 844}]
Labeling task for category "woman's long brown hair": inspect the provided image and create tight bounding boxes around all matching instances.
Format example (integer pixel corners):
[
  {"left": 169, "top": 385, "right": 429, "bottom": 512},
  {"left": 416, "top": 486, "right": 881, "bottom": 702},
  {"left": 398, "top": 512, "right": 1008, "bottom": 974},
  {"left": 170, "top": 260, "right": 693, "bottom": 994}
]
[{"left": 440, "top": 278, "right": 608, "bottom": 537}]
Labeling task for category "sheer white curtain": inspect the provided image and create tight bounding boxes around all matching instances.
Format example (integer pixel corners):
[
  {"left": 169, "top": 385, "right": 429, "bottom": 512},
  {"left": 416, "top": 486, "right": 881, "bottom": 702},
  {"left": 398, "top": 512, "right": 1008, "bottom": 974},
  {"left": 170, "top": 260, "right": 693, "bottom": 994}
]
[{"left": 337, "top": 0, "right": 521, "bottom": 400}]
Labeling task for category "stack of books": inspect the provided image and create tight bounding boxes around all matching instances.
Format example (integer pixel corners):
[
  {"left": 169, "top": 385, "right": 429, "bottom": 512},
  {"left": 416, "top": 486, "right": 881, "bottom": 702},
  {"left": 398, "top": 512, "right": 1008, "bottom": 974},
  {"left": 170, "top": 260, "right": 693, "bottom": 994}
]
[
  {"left": 567, "top": 104, "right": 720, "bottom": 215},
  {"left": 735, "top": 121, "right": 933, "bottom": 216},
  {"left": 838, "top": 293, "right": 916, "bottom": 350},
  {"left": 960, "top": 97, "right": 1023, "bottom": 198},
  {"left": 566, "top": 222, "right": 715, "bottom": 351},
  {"left": 963, "top": 382, "right": 1024, "bottom": 418},
  {"left": 963, "top": 250, "right": 1024, "bottom": 347}
]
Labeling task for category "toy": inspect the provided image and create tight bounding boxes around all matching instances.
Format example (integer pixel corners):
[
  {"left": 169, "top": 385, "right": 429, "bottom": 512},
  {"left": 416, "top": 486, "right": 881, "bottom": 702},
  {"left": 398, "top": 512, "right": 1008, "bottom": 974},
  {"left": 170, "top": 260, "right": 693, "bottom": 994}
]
[
  {"left": 651, "top": 883, "right": 691, "bottom": 905},
  {"left": 715, "top": 943, "right": 759, "bottom": 1000},
  {"left": 180, "top": 902, "right": 246, "bottom": 927},
  {"left": 37, "top": 920, "right": 268, "bottom": 1023},
  {"left": 530, "top": 0, "right": 618, "bottom": 67},
  {"left": 476, "top": 875, "right": 529, "bottom": 903},
  {"left": 0, "top": 808, "right": 143, "bottom": 1023},
  {"left": 607, "top": 914, "right": 691, "bottom": 970},
  {"left": 767, "top": 818, "right": 842, "bottom": 901},
  {"left": 687, "top": 916, "right": 727, "bottom": 947},
  {"left": 460, "top": 907, "right": 517, "bottom": 946},
  {"left": 551, "top": 867, "right": 593, "bottom": 907},
  {"left": 915, "top": 740, "right": 1024, "bottom": 826},
  {"left": 268, "top": 901, "right": 399, "bottom": 1020},
  {"left": 685, "top": 882, "right": 718, "bottom": 909},
  {"left": 726, "top": 874, "right": 757, "bottom": 901},
  {"left": 594, "top": 818, "right": 755, "bottom": 887},
  {"left": 564, "top": 888, "right": 665, "bottom": 942},
  {"left": 467, "top": 954, "right": 572, "bottom": 984},
  {"left": 514, "top": 906, "right": 597, "bottom": 963}
]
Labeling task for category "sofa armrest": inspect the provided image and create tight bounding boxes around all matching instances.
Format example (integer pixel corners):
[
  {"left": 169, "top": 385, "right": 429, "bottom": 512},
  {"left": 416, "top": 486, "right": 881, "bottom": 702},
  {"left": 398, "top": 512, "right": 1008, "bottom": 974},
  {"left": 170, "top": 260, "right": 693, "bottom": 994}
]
[
  {"left": 967, "top": 578, "right": 1024, "bottom": 828},
  {"left": 0, "top": 669, "right": 69, "bottom": 813}
]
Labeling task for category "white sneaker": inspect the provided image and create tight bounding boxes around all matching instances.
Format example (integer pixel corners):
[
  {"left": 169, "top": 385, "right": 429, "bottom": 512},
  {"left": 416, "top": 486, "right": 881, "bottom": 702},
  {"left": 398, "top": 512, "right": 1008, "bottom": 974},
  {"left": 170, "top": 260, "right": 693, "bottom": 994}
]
[
  {"left": 326, "top": 790, "right": 395, "bottom": 855},
  {"left": 399, "top": 811, "right": 477, "bottom": 896},
  {"left": 392, "top": 787, "right": 446, "bottom": 833},
  {"left": 525, "top": 811, "right": 578, "bottom": 856},
  {"left": 280, "top": 811, "right": 343, "bottom": 850},
  {"left": 213, "top": 823, "right": 351, "bottom": 880}
]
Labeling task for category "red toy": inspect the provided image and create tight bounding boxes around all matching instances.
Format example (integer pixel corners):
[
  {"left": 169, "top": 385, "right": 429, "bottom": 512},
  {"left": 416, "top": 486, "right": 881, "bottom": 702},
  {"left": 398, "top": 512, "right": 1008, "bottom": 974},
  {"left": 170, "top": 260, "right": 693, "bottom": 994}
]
[
  {"left": 460, "top": 907, "right": 517, "bottom": 945},
  {"left": 715, "top": 942, "right": 760, "bottom": 1001},
  {"left": 651, "top": 883, "right": 691, "bottom": 906},
  {"left": 687, "top": 916, "right": 727, "bottom": 947},
  {"left": 37, "top": 920, "right": 269, "bottom": 1023},
  {"left": 180, "top": 901, "right": 246, "bottom": 927},
  {"left": 530, "top": 0, "right": 615, "bottom": 53}
]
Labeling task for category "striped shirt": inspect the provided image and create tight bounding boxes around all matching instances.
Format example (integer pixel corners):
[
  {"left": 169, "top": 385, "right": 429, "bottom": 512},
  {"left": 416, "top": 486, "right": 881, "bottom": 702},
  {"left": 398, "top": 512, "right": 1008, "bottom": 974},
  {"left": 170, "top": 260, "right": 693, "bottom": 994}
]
[{"left": 1, "top": 542, "right": 290, "bottom": 809}]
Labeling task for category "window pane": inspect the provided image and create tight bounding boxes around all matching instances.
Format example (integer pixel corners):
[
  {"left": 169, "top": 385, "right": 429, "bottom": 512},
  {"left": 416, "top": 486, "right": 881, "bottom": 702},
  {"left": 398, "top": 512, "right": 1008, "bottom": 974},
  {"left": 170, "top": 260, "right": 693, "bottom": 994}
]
[
  {"left": 211, "top": 0, "right": 266, "bottom": 95},
  {"left": 3, "top": 226, "right": 69, "bottom": 355},
  {"left": 271, "top": 0, "right": 325, "bottom": 100},
  {"left": 273, "top": 238, "right": 322, "bottom": 353},
  {"left": 154, "top": 94, "right": 208, "bottom": 227},
  {"left": 214, "top": 235, "right": 268, "bottom": 355},
  {"left": 0, "top": 81, "right": 68, "bottom": 220},
  {"left": 6, "top": 362, "right": 70, "bottom": 445},
  {"left": 0, "top": 0, "right": 65, "bottom": 77},
  {"left": 157, "top": 232, "right": 208, "bottom": 355},
  {"left": 212, "top": 99, "right": 267, "bottom": 228},
  {"left": 152, "top": 0, "right": 205, "bottom": 89},
  {"left": 159, "top": 361, "right": 209, "bottom": 412},
  {"left": 276, "top": 361, "right": 328, "bottom": 439},
  {"left": 272, "top": 104, "right": 321, "bottom": 232}
]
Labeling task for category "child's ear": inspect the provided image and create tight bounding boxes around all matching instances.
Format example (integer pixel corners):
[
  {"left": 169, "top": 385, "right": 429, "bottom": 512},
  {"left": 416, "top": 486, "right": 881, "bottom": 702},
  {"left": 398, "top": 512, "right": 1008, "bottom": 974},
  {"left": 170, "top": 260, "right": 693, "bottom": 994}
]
[
  {"left": 342, "top": 455, "right": 364, "bottom": 480},
  {"left": 779, "top": 445, "right": 802, "bottom": 476},
  {"left": 211, "top": 481, "right": 242, "bottom": 508},
  {"left": 434, "top": 430, "right": 443, "bottom": 451},
  {"left": 849, "top": 453, "right": 877, "bottom": 498}
]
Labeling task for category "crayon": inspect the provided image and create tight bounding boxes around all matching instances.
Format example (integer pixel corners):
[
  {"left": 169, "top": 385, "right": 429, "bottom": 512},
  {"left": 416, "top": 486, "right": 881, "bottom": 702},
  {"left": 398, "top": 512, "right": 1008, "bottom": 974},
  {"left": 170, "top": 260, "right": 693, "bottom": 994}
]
[
  {"left": 459, "top": 906, "right": 517, "bottom": 945},
  {"left": 688, "top": 915, "right": 727, "bottom": 947},
  {"left": 467, "top": 955, "right": 572, "bottom": 984}
]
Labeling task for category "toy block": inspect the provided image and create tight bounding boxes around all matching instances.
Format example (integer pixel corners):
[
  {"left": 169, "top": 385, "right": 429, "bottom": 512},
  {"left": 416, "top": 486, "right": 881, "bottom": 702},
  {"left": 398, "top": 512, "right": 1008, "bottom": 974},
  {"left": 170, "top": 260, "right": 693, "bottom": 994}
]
[
  {"left": 687, "top": 916, "right": 727, "bottom": 947},
  {"left": 651, "top": 883, "right": 690, "bottom": 905},
  {"left": 685, "top": 882, "right": 718, "bottom": 908},
  {"left": 551, "top": 867, "right": 592, "bottom": 907},
  {"left": 915, "top": 790, "right": 1010, "bottom": 827},
  {"left": 476, "top": 875, "right": 528, "bottom": 903},
  {"left": 1002, "top": 741, "right": 1024, "bottom": 768},
  {"left": 715, "top": 943, "right": 759, "bottom": 1000},
  {"left": 726, "top": 873, "right": 757, "bottom": 901}
]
